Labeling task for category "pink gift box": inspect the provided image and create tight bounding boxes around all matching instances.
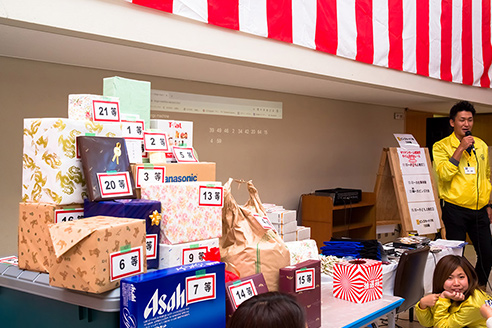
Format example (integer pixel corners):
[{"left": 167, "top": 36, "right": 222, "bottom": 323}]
[
  {"left": 140, "top": 182, "right": 222, "bottom": 244},
  {"left": 333, "top": 258, "right": 382, "bottom": 303}
]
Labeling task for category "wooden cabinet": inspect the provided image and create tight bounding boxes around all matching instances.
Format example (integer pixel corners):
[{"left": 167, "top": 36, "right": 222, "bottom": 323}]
[{"left": 301, "top": 192, "right": 376, "bottom": 250}]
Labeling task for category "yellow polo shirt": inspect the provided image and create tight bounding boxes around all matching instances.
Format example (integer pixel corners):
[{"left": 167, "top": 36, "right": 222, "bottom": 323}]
[
  {"left": 415, "top": 289, "right": 489, "bottom": 328},
  {"left": 433, "top": 132, "right": 491, "bottom": 210}
]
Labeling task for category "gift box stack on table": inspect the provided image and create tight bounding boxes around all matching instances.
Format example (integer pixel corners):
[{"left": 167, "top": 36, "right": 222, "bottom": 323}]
[{"left": 17, "top": 75, "right": 333, "bottom": 328}]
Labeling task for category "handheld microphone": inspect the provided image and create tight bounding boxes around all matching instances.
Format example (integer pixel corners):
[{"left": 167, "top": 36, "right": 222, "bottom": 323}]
[{"left": 465, "top": 131, "right": 475, "bottom": 155}]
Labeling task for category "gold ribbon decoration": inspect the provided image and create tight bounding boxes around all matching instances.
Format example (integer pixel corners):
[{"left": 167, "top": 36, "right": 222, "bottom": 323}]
[
  {"left": 112, "top": 142, "right": 121, "bottom": 165},
  {"left": 150, "top": 210, "right": 161, "bottom": 226}
]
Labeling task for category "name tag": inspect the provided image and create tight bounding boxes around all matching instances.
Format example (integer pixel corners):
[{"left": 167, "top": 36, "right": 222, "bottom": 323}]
[{"left": 464, "top": 166, "right": 476, "bottom": 174}]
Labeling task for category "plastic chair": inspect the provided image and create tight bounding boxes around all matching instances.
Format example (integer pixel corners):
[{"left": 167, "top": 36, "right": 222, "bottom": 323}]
[{"left": 393, "top": 246, "right": 430, "bottom": 322}]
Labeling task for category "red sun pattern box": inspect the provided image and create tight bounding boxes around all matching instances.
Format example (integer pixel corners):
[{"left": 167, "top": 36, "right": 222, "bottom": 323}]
[{"left": 332, "top": 258, "right": 382, "bottom": 304}]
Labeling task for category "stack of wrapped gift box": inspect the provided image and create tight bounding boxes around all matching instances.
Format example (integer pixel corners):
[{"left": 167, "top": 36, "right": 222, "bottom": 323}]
[{"left": 19, "top": 76, "right": 227, "bottom": 327}]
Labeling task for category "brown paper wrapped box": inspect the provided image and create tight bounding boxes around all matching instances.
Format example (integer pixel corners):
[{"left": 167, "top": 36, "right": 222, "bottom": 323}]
[
  {"left": 49, "top": 216, "right": 147, "bottom": 294},
  {"left": 18, "top": 202, "right": 84, "bottom": 273}
]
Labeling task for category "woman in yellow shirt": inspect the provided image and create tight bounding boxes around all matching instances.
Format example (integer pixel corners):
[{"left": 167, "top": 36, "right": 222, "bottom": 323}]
[{"left": 415, "top": 255, "right": 489, "bottom": 327}]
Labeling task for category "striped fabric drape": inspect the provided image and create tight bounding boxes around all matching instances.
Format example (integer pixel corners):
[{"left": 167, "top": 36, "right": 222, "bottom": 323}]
[{"left": 133, "top": 0, "right": 492, "bottom": 88}]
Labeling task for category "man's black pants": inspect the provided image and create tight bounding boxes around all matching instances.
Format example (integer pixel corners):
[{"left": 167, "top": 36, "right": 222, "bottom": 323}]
[{"left": 442, "top": 201, "right": 492, "bottom": 286}]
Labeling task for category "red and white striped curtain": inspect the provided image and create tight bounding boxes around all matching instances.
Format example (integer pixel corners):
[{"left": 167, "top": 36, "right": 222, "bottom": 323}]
[{"left": 133, "top": 0, "right": 492, "bottom": 88}]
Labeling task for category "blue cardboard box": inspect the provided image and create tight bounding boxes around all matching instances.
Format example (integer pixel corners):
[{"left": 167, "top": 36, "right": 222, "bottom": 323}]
[
  {"left": 120, "top": 261, "right": 225, "bottom": 328},
  {"left": 84, "top": 199, "right": 161, "bottom": 269}
]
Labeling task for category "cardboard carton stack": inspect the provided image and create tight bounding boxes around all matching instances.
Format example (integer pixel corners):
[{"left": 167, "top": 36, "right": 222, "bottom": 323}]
[{"left": 264, "top": 204, "right": 311, "bottom": 242}]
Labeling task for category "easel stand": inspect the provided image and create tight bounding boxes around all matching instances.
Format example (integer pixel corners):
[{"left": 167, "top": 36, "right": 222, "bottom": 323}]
[{"left": 374, "top": 147, "right": 444, "bottom": 237}]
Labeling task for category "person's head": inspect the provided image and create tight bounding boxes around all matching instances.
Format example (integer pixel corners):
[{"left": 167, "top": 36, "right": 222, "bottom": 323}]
[
  {"left": 449, "top": 101, "right": 476, "bottom": 140},
  {"left": 227, "top": 292, "right": 306, "bottom": 328},
  {"left": 432, "top": 255, "right": 479, "bottom": 299}
]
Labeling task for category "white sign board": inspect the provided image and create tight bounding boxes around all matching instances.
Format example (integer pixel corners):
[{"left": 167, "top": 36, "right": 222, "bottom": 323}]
[
  {"left": 408, "top": 202, "right": 441, "bottom": 235},
  {"left": 402, "top": 174, "right": 436, "bottom": 202}
]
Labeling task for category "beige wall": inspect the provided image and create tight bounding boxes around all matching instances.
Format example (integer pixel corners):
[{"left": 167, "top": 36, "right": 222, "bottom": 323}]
[{"left": 0, "top": 56, "right": 405, "bottom": 255}]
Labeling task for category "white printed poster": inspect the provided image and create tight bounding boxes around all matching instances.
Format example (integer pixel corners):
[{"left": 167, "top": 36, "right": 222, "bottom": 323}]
[
  {"left": 394, "top": 134, "right": 420, "bottom": 149},
  {"left": 402, "top": 175, "right": 435, "bottom": 203},
  {"left": 397, "top": 148, "right": 429, "bottom": 175},
  {"left": 408, "top": 202, "right": 441, "bottom": 235}
]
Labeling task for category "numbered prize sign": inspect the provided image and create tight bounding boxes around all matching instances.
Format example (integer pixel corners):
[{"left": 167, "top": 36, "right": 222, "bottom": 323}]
[
  {"left": 295, "top": 268, "right": 315, "bottom": 292},
  {"left": 143, "top": 132, "right": 168, "bottom": 152},
  {"left": 109, "top": 246, "right": 144, "bottom": 281},
  {"left": 228, "top": 279, "right": 258, "bottom": 309},
  {"left": 97, "top": 172, "right": 133, "bottom": 198},
  {"left": 122, "top": 120, "right": 145, "bottom": 140},
  {"left": 54, "top": 208, "right": 84, "bottom": 224},
  {"left": 173, "top": 147, "right": 198, "bottom": 163},
  {"left": 198, "top": 186, "right": 223, "bottom": 207},
  {"left": 253, "top": 214, "right": 277, "bottom": 233},
  {"left": 186, "top": 272, "right": 216, "bottom": 305},
  {"left": 92, "top": 100, "right": 120, "bottom": 122},
  {"left": 135, "top": 166, "right": 166, "bottom": 188},
  {"left": 182, "top": 246, "right": 209, "bottom": 265},
  {"left": 145, "top": 234, "right": 158, "bottom": 260}
]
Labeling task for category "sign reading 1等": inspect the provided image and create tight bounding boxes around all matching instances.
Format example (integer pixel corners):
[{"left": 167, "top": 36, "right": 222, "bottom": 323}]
[
  {"left": 122, "top": 120, "right": 145, "bottom": 140},
  {"left": 92, "top": 100, "right": 120, "bottom": 122},
  {"left": 199, "top": 186, "right": 223, "bottom": 207}
]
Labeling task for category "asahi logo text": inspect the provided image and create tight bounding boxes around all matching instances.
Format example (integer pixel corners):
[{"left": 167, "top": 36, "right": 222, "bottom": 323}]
[{"left": 144, "top": 284, "right": 185, "bottom": 319}]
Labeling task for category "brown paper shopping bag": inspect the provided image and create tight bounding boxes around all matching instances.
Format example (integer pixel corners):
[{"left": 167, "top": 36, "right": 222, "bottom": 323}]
[{"left": 220, "top": 178, "right": 290, "bottom": 291}]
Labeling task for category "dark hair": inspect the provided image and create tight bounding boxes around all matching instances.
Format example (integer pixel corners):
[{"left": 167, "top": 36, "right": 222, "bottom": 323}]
[
  {"left": 449, "top": 101, "right": 476, "bottom": 120},
  {"left": 432, "top": 255, "right": 479, "bottom": 300},
  {"left": 227, "top": 292, "right": 306, "bottom": 328}
]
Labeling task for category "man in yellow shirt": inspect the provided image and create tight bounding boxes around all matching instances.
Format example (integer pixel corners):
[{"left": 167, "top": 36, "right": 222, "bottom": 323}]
[{"left": 433, "top": 100, "right": 492, "bottom": 287}]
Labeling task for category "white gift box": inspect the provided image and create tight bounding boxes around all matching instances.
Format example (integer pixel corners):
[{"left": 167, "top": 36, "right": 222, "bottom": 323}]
[
  {"left": 296, "top": 226, "right": 311, "bottom": 241},
  {"left": 280, "top": 231, "right": 296, "bottom": 242},
  {"left": 267, "top": 209, "right": 296, "bottom": 224},
  {"left": 285, "top": 239, "right": 319, "bottom": 265},
  {"left": 159, "top": 237, "right": 219, "bottom": 269},
  {"left": 68, "top": 94, "right": 120, "bottom": 121},
  {"left": 273, "top": 220, "right": 297, "bottom": 235},
  {"left": 22, "top": 118, "right": 121, "bottom": 204}
]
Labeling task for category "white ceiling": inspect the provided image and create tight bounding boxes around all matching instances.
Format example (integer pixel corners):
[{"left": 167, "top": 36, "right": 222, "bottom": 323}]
[{"left": 1, "top": 21, "right": 491, "bottom": 114}]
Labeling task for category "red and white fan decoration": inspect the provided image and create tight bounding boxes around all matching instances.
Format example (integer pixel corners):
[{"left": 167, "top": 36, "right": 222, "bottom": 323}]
[{"left": 333, "top": 258, "right": 382, "bottom": 304}]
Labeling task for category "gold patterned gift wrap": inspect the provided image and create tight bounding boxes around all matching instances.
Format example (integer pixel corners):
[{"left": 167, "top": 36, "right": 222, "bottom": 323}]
[
  {"left": 18, "top": 202, "right": 84, "bottom": 273},
  {"left": 48, "top": 216, "right": 147, "bottom": 294},
  {"left": 22, "top": 118, "right": 121, "bottom": 205}
]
